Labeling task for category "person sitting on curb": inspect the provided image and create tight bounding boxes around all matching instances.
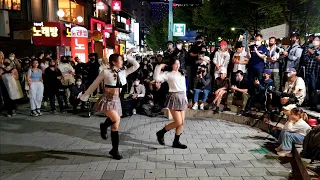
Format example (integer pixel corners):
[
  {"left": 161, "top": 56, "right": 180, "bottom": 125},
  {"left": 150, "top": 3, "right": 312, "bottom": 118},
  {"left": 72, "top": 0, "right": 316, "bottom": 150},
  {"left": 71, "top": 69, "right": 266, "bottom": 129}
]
[{"left": 210, "top": 67, "right": 230, "bottom": 113}]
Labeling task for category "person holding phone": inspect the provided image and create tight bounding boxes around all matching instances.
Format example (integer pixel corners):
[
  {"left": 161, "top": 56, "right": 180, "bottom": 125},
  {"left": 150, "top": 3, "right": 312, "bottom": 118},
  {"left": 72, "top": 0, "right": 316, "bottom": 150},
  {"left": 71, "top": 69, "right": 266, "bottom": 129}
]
[
  {"left": 80, "top": 49, "right": 139, "bottom": 160},
  {"left": 154, "top": 58, "right": 188, "bottom": 149}
]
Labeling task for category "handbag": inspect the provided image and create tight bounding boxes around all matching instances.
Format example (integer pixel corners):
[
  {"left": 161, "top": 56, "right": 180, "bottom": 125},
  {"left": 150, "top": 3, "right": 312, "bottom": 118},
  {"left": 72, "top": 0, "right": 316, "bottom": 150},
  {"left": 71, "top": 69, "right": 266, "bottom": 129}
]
[{"left": 2, "top": 73, "right": 23, "bottom": 100}]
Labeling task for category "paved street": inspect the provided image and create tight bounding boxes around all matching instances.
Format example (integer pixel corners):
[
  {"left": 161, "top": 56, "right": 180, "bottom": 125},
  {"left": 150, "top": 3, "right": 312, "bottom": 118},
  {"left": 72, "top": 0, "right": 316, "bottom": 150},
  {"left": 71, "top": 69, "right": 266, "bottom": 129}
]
[{"left": 0, "top": 110, "right": 291, "bottom": 180}]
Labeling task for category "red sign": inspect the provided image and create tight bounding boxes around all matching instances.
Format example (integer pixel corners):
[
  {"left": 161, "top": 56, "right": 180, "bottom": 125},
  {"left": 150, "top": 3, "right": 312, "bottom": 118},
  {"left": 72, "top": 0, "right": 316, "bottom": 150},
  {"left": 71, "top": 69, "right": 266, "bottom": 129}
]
[
  {"left": 112, "top": 1, "right": 121, "bottom": 12},
  {"left": 71, "top": 27, "right": 88, "bottom": 63},
  {"left": 32, "top": 22, "right": 72, "bottom": 46},
  {"left": 106, "top": 24, "right": 113, "bottom": 32}
]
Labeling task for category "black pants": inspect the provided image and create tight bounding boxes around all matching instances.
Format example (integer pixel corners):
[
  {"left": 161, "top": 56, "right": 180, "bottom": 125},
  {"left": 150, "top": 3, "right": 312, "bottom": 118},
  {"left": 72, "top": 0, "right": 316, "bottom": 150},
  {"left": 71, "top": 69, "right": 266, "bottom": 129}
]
[
  {"left": 1, "top": 82, "right": 16, "bottom": 115},
  {"left": 70, "top": 98, "right": 85, "bottom": 110},
  {"left": 48, "top": 91, "right": 64, "bottom": 111}
]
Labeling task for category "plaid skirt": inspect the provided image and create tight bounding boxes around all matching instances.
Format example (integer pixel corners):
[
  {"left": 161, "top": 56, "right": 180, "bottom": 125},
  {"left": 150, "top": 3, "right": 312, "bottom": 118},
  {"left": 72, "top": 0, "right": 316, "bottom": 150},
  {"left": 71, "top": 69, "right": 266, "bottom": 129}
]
[
  {"left": 93, "top": 92, "right": 122, "bottom": 116},
  {"left": 165, "top": 91, "right": 188, "bottom": 110}
]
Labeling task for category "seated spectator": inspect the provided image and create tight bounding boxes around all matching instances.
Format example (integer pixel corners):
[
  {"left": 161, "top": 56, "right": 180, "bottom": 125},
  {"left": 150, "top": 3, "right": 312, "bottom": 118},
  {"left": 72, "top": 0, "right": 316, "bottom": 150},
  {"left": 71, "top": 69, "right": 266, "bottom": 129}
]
[
  {"left": 192, "top": 65, "right": 212, "bottom": 110},
  {"left": 246, "top": 69, "right": 274, "bottom": 112},
  {"left": 69, "top": 76, "right": 86, "bottom": 113},
  {"left": 275, "top": 107, "right": 311, "bottom": 157},
  {"left": 229, "top": 70, "right": 250, "bottom": 115},
  {"left": 211, "top": 67, "right": 230, "bottom": 113},
  {"left": 274, "top": 68, "right": 306, "bottom": 109},
  {"left": 129, "top": 78, "right": 146, "bottom": 114}
]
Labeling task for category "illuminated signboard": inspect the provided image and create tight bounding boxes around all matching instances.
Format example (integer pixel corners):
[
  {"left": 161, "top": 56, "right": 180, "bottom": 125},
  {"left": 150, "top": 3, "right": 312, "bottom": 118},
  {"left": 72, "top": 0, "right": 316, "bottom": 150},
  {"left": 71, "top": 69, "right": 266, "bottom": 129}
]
[
  {"left": 33, "top": 22, "right": 58, "bottom": 37},
  {"left": 112, "top": 1, "right": 121, "bottom": 12}
]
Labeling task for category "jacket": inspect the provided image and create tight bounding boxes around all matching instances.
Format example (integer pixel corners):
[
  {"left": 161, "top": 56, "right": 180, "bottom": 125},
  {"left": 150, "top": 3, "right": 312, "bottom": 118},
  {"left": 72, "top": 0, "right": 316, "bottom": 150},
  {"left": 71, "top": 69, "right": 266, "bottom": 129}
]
[
  {"left": 286, "top": 43, "right": 303, "bottom": 70},
  {"left": 194, "top": 73, "right": 212, "bottom": 90}
]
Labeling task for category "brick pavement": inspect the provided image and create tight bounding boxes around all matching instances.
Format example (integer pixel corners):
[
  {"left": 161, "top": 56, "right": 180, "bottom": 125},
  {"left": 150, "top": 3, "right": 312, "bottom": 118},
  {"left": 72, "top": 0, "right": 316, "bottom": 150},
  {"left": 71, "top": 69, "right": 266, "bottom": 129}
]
[{"left": 0, "top": 112, "right": 291, "bottom": 180}]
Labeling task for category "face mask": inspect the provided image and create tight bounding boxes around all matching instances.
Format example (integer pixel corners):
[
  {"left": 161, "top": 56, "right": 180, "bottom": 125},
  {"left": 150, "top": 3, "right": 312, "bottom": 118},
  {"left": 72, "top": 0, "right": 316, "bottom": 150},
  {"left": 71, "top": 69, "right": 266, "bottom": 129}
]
[
  {"left": 9, "top": 57, "right": 14, "bottom": 60},
  {"left": 290, "top": 40, "right": 296, "bottom": 45},
  {"left": 313, "top": 41, "right": 320, "bottom": 46},
  {"left": 177, "top": 44, "right": 182, "bottom": 50},
  {"left": 76, "top": 81, "right": 82, "bottom": 86},
  {"left": 62, "top": 60, "right": 69, "bottom": 63},
  {"left": 309, "top": 43, "right": 314, "bottom": 48},
  {"left": 255, "top": 40, "right": 262, "bottom": 46},
  {"left": 277, "top": 44, "right": 282, "bottom": 47},
  {"left": 144, "top": 61, "right": 148, "bottom": 65},
  {"left": 49, "top": 64, "right": 55, "bottom": 67},
  {"left": 134, "top": 81, "right": 139, "bottom": 86},
  {"left": 236, "top": 77, "right": 240, "bottom": 82},
  {"left": 4, "top": 62, "right": 10, "bottom": 66},
  {"left": 90, "top": 58, "right": 95, "bottom": 62},
  {"left": 168, "top": 45, "right": 173, "bottom": 49}
]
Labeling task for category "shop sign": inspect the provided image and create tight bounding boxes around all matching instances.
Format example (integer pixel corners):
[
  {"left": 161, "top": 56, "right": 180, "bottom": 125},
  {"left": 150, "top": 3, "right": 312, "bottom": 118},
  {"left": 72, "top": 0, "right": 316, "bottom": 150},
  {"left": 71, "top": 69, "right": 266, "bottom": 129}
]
[
  {"left": 106, "top": 24, "right": 113, "bottom": 32},
  {"left": 97, "top": 2, "right": 105, "bottom": 10},
  {"left": 65, "top": 23, "right": 72, "bottom": 37},
  {"left": 261, "top": 23, "right": 289, "bottom": 40},
  {"left": 71, "top": 27, "right": 88, "bottom": 63},
  {"left": 33, "top": 22, "right": 58, "bottom": 37},
  {"left": 173, "top": 23, "right": 186, "bottom": 37},
  {"left": 112, "top": 1, "right": 121, "bottom": 12},
  {"left": 116, "top": 32, "right": 130, "bottom": 41}
]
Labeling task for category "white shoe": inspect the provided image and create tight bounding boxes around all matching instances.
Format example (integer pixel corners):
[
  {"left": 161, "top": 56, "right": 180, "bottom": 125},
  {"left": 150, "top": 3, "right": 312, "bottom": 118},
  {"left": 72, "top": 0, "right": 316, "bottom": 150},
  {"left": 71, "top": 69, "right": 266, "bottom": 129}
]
[
  {"left": 199, "top": 103, "right": 204, "bottom": 110},
  {"left": 133, "top": 109, "right": 136, "bottom": 115},
  {"left": 192, "top": 104, "right": 198, "bottom": 110}
]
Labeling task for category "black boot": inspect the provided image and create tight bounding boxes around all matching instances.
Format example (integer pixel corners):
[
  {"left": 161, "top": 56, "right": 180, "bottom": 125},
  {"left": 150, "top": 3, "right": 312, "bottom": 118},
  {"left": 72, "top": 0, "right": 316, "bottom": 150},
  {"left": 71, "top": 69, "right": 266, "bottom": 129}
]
[
  {"left": 156, "top": 127, "right": 167, "bottom": 145},
  {"left": 109, "top": 131, "right": 123, "bottom": 160},
  {"left": 172, "top": 134, "right": 187, "bottom": 149},
  {"left": 100, "top": 118, "right": 114, "bottom": 140}
]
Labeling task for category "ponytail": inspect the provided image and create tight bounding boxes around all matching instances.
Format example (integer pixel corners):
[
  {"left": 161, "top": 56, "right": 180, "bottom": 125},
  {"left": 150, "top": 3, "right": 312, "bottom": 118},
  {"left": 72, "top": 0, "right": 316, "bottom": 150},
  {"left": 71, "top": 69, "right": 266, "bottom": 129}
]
[
  {"left": 301, "top": 112, "right": 308, "bottom": 122},
  {"left": 291, "top": 107, "right": 308, "bottom": 121}
]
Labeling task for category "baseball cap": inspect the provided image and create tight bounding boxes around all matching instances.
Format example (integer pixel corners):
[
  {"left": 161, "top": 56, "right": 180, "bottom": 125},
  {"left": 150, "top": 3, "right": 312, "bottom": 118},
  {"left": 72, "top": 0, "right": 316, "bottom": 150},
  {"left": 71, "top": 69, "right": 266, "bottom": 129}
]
[
  {"left": 285, "top": 68, "right": 296, "bottom": 72},
  {"left": 220, "top": 67, "right": 227, "bottom": 74},
  {"left": 220, "top": 41, "right": 227, "bottom": 47},
  {"left": 283, "top": 104, "right": 297, "bottom": 111},
  {"left": 203, "top": 56, "right": 210, "bottom": 61},
  {"left": 263, "top": 69, "right": 271, "bottom": 75}
]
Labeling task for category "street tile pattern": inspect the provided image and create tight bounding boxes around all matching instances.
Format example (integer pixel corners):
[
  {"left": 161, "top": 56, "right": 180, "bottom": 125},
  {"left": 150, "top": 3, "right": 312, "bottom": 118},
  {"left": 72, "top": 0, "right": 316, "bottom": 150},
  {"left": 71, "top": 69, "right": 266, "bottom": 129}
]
[{"left": 0, "top": 113, "right": 291, "bottom": 180}]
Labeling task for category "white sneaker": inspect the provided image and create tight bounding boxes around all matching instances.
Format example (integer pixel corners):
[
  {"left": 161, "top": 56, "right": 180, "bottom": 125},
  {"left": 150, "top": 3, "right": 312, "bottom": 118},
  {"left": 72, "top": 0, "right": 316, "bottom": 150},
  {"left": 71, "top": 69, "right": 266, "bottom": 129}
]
[
  {"left": 192, "top": 104, "right": 198, "bottom": 110},
  {"left": 133, "top": 109, "right": 136, "bottom": 115},
  {"left": 199, "top": 103, "right": 204, "bottom": 110}
]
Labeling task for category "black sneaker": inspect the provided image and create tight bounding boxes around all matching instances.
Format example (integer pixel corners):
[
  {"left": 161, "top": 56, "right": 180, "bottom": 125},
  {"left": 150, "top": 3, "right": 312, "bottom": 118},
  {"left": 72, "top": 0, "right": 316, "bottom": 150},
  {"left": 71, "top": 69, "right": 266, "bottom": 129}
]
[
  {"left": 172, "top": 142, "right": 188, "bottom": 149},
  {"left": 223, "top": 107, "right": 231, "bottom": 112},
  {"left": 237, "top": 110, "right": 245, "bottom": 116},
  {"left": 51, "top": 110, "right": 58, "bottom": 114},
  {"left": 213, "top": 107, "right": 220, "bottom": 113},
  {"left": 109, "top": 149, "right": 123, "bottom": 160}
]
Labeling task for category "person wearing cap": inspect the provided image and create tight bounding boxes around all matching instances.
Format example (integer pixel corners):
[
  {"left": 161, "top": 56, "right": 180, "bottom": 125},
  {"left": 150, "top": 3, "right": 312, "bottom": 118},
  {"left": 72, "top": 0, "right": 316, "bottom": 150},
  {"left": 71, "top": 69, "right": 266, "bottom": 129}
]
[
  {"left": 281, "top": 68, "right": 306, "bottom": 107},
  {"left": 213, "top": 40, "right": 230, "bottom": 79},
  {"left": 232, "top": 41, "right": 248, "bottom": 85},
  {"left": 192, "top": 65, "right": 212, "bottom": 110},
  {"left": 229, "top": 70, "right": 251, "bottom": 115},
  {"left": 210, "top": 67, "right": 230, "bottom": 113},
  {"left": 245, "top": 69, "right": 274, "bottom": 112},
  {"left": 247, "top": 34, "right": 269, "bottom": 83},
  {"left": 282, "top": 33, "right": 303, "bottom": 70}
]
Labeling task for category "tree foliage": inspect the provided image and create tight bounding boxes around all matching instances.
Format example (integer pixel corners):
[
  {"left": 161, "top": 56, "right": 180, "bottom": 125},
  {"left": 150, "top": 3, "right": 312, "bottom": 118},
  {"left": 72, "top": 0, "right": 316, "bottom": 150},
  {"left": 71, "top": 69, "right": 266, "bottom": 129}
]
[{"left": 145, "top": 22, "right": 166, "bottom": 51}]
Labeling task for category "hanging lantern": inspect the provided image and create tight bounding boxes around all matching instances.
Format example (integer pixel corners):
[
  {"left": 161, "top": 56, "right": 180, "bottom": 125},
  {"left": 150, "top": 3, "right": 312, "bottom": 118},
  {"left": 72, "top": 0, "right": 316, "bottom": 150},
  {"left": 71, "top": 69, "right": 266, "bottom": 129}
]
[{"left": 92, "top": 30, "right": 103, "bottom": 41}]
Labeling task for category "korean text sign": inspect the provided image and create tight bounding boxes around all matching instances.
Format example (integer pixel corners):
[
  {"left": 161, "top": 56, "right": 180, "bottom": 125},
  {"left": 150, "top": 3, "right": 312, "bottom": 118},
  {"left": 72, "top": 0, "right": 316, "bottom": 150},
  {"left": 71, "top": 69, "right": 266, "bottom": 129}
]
[{"left": 71, "top": 27, "right": 88, "bottom": 63}]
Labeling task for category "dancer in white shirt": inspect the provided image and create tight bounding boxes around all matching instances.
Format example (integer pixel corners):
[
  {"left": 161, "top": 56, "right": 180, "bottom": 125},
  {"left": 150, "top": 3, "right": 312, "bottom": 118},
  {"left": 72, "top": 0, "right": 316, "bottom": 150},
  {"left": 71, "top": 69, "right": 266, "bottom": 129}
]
[
  {"left": 154, "top": 58, "right": 188, "bottom": 149},
  {"left": 80, "top": 49, "right": 139, "bottom": 160}
]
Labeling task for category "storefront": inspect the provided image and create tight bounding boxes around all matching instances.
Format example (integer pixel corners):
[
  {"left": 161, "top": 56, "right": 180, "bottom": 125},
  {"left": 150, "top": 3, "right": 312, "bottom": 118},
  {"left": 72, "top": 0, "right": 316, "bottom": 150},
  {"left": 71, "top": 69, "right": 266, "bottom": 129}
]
[{"left": 32, "top": 21, "right": 74, "bottom": 57}]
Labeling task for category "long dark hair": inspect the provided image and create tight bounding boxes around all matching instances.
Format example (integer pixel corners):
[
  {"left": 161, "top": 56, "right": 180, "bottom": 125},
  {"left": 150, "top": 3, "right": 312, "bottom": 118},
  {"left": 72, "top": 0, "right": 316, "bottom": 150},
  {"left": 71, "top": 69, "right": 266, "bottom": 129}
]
[
  {"left": 169, "top": 57, "right": 185, "bottom": 76},
  {"left": 109, "top": 54, "right": 121, "bottom": 67}
]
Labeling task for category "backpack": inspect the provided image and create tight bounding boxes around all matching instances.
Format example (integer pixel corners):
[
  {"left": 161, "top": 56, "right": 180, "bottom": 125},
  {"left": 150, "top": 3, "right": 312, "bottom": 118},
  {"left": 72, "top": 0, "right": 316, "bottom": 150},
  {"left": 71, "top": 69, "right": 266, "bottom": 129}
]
[
  {"left": 301, "top": 125, "right": 320, "bottom": 162},
  {"left": 141, "top": 104, "right": 158, "bottom": 117}
]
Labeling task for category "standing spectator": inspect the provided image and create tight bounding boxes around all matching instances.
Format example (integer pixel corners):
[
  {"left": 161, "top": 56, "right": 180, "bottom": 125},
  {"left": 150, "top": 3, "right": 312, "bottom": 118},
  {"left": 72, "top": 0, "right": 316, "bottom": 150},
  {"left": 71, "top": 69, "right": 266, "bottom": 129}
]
[
  {"left": 86, "top": 53, "right": 100, "bottom": 95},
  {"left": 37, "top": 51, "right": 44, "bottom": 62},
  {"left": 40, "top": 57, "right": 50, "bottom": 107},
  {"left": 45, "top": 59, "right": 65, "bottom": 114},
  {"left": 164, "top": 41, "right": 175, "bottom": 63},
  {"left": 232, "top": 42, "right": 248, "bottom": 85},
  {"left": 247, "top": 34, "right": 269, "bottom": 82},
  {"left": 213, "top": 41, "right": 230, "bottom": 79},
  {"left": 188, "top": 36, "right": 205, "bottom": 89},
  {"left": 229, "top": 70, "right": 250, "bottom": 115},
  {"left": 304, "top": 36, "right": 320, "bottom": 105},
  {"left": 70, "top": 76, "right": 86, "bottom": 113},
  {"left": 174, "top": 41, "right": 188, "bottom": 72},
  {"left": 74, "top": 57, "right": 86, "bottom": 76},
  {"left": 0, "top": 58, "right": 22, "bottom": 117},
  {"left": 27, "top": 59, "right": 44, "bottom": 116},
  {"left": 8, "top": 53, "right": 21, "bottom": 72},
  {"left": 282, "top": 34, "right": 303, "bottom": 70},
  {"left": 58, "top": 56, "right": 75, "bottom": 108},
  {"left": 192, "top": 65, "right": 212, "bottom": 110},
  {"left": 266, "top": 37, "right": 281, "bottom": 90}
]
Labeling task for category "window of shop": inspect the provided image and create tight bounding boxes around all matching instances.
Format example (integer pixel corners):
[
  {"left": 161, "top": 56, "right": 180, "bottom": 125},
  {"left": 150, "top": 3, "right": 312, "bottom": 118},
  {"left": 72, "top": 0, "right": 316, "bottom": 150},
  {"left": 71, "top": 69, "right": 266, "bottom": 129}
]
[
  {"left": 0, "top": 0, "right": 20, "bottom": 10},
  {"left": 58, "top": 0, "right": 84, "bottom": 25}
]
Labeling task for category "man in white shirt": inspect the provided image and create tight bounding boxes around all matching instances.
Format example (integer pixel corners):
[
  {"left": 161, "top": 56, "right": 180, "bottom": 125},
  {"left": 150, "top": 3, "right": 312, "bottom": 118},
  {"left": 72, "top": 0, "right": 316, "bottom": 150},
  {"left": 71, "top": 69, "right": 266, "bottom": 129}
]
[
  {"left": 213, "top": 41, "right": 230, "bottom": 79},
  {"left": 266, "top": 37, "right": 281, "bottom": 90}
]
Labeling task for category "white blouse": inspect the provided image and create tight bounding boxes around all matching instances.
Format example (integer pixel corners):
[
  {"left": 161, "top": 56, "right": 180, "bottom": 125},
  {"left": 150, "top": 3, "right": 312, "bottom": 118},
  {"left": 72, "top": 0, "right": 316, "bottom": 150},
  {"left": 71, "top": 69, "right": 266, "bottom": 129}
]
[
  {"left": 154, "top": 65, "right": 186, "bottom": 93},
  {"left": 81, "top": 55, "right": 139, "bottom": 101}
]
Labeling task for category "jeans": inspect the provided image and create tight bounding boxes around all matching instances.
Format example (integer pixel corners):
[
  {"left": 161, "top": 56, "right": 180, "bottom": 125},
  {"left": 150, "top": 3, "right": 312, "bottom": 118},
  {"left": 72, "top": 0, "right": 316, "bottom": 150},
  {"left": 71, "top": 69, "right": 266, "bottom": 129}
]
[
  {"left": 49, "top": 92, "right": 64, "bottom": 111},
  {"left": 278, "top": 130, "right": 305, "bottom": 151},
  {"left": 305, "top": 73, "right": 317, "bottom": 97},
  {"left": 194, "top": 89, "right": 210, "bottom": 103}
]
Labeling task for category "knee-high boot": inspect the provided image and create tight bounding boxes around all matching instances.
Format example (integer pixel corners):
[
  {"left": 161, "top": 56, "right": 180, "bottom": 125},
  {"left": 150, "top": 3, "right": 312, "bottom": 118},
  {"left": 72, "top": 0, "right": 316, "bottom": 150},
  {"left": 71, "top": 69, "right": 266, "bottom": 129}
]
[
  {"left": 172, "top": 134, "right": 187, "bottom": 149},
  {"left": 109, "top": 131, "right": 123, "bottom": 160},
  {"left": 100, "top": 118, "right": 114, "bottom": 140}
]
